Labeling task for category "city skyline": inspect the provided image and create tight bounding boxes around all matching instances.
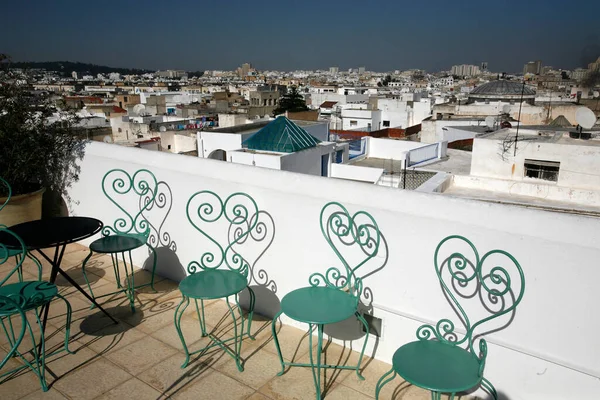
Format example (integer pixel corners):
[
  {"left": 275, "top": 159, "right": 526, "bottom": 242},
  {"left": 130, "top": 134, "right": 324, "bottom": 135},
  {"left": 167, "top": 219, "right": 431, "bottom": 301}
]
[{"left": 1, "top": 0, "right": 599, "bottom": 73}]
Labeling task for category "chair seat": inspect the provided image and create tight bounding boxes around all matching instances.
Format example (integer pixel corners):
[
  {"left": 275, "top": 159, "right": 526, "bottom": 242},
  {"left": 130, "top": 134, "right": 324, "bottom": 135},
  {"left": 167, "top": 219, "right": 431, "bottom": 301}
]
[
  {"left": 0, "top": 281, "right": 58, "bottom": 316},
  {"left": 90, "top": 234, "right": 145, "bottom": 253},
  {"left": 179, "top": 269, "right": 248, "bottom": 300},
  {"left": 392, "top": 340, "right": 482, "bottom": 393},
  {"left": 281, "top": 286, "right": 357, "bottom": 325}
]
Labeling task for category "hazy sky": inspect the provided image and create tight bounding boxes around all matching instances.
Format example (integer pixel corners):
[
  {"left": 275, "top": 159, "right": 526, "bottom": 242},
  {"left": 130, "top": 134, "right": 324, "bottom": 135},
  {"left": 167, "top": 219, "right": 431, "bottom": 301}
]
[{"left": 1, "top": 0, "right": 599, "bottom": 73}]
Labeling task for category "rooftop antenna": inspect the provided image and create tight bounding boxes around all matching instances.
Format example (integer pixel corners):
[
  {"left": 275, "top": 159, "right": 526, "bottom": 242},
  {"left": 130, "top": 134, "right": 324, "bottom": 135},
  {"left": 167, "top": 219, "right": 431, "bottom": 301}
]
[
  {"left": 575, "top": 106, "right": 596, "bottom": 130},
  {"left": 514, "top": 80, "right": 526, "bottom": 156}
]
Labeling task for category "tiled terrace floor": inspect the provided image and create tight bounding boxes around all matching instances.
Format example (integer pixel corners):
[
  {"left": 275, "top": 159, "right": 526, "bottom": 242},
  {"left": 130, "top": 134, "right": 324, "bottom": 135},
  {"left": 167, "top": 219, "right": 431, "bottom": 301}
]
[{"left": 1, "top": 244, "right": 474, "bottom": 400}]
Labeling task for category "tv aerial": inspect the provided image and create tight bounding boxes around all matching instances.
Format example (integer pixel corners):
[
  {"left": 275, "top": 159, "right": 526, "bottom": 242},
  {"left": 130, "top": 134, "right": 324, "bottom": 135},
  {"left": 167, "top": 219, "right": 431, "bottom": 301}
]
[{"left": 575, "top": 107, "right": 597, "bottom": 130}]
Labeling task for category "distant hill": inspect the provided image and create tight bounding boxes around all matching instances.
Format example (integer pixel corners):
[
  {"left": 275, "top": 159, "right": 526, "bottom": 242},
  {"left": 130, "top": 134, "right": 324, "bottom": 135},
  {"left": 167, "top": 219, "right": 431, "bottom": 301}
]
[{"left": 9, "top": 61, "right": 154, "bottom": 76}]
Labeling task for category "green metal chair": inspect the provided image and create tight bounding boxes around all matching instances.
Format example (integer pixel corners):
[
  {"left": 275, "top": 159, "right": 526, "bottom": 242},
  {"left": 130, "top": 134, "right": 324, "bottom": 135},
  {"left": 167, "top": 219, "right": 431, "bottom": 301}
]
[
  {"left": 82, "top": 169, "right": 158, "bottom": 312},
  {"left": 174, "top": 190, "right": 258, "bottom": 371},
  {"left": 0, "top": 226, "right": 73, "bottom": 392},
  {"left": 271, "top": 202, "right": 382, "bottom": 400},
  {"left": 375, "top": 235, "right": 525, "bottom": 400},
  {"left": 0, "top": 177, "right": 41, "bottom": 282}
]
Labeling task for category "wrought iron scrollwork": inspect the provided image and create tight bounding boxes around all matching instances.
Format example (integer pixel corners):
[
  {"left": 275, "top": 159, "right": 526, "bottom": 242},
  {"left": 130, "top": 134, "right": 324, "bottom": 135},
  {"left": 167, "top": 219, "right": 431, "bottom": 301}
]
[
  {"left": 101, "top": 169, "right": 158, "bottom": 237},
  {"left": 228, "top": 210, "right": 276, "bottom": 291},
  {"left": 186, "top": 191, "right": 258, "bottom": 276},
  {"left": 141, "top": 181, "right": 177, "bottom": 251},
  {"left": 0, "top": 226, "right": 31, "bottom": 286},
  {"left": 418, "top": 235, "right": 525, "bottom": 369},
  {"left": 318, "top": 202, "right": 382, "bottom": 301}
]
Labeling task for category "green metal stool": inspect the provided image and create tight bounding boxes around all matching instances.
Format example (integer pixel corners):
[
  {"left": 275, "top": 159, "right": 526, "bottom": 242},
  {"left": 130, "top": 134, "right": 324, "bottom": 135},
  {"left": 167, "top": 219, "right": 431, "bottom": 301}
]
[
  {"left": 375, "top": 235, "right": 525, "bottom": 400},
  {"left": 174, "top": 191, "right": 259, "bottom": 371},
  {"left": 82, "top": 169, "right": 158, "bottom": 312},
  {"left": 0, "top": 226, "right": 73, "bottom": 392},
  {"left": 271, "top": 202, "right": 382, "bottom": 400}
]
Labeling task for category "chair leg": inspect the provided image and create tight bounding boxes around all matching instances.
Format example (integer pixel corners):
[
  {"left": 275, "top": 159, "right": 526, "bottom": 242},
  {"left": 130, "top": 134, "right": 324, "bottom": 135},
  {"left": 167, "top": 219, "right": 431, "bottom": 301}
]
[
  {"left": 55, "top": 294, "right": 74, "bottom": 355},
  {"left": 355, "top": 311, "right": 370, "bottom": 380},
  {"left": 194, "top": 299, "right": 207, "bottom": 337},
  {"left": 228, "top": 295, "right": 244, "bottom": 372},
  {"left": 111, "top": 253, "right": 122, "bottom": 289},
  {"left": 271, "top": 310, "right": 285, "bottom": 376},
  {"left": 123, "top": 251, "right": 136, "bottom": 312},
  {"left": 174, "top": 296, "right": 191, "bottom": 368},
  {"left": 145, "top": 243, "right": 157, "bottom": 292},
  {"left": 307, "top": 323, "right": 324, "bottom": 400},
  {"left": 481, "top": 377, "right": 498, "bottom": 399},
  {"left": 375, "top": 367, "right": 397, "bottom": 400},
  {"left": 27, "top": 252, "right": 43, "bottom": 281},
  {"left": 27, "top": 310, "right": 49, "bottom": 391},
  {"left": 246, "top": 286, "right": 256, "bottom": 340},
  {"left": 81, "top": 249, "right": 96, "bottom": 308}
]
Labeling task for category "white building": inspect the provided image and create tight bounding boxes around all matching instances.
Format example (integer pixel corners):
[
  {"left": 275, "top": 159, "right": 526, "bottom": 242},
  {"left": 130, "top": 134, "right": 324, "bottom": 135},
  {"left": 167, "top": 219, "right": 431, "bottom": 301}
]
[
  {"left": 451, "top": 64, "right": 481, "bottom": 77},
  {"left": 197, "top": 117, "right": 335, "bottom": 177}
]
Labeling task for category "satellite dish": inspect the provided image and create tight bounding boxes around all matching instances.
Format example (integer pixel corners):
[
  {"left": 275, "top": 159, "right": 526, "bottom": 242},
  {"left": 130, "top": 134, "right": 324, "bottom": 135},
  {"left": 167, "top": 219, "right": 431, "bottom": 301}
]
[
  {"left": 575, "top": 107, "right": 597, "bottom": 130},
  {"left": 594, "top": 91, "right": 600, "bottom": 98},
  {"left": 485, "top": 116, "right": 495, "bottom": 129},
  {"left": 132, "top": 104, "right": 146, "bottom": 116},
  {"left": 502, "top": 104, "right": 511, "bottom": 114},
  {"left": 102, "top": 136, "right": 112, "bottom": 143},
  {"left": 159, "top": 126, "right": 167, "bottom": 132}
]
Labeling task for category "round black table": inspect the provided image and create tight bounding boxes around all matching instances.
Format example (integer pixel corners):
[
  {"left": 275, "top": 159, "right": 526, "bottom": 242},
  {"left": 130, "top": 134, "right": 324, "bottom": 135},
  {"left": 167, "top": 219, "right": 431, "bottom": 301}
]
[{"left": 0, "top": 217, "right": 118, "bottom": 328}]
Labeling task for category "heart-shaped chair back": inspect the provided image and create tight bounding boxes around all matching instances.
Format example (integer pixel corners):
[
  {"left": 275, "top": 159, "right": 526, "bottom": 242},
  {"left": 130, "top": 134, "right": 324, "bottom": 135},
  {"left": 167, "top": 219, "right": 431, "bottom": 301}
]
[
  {"left": 101, "top": 169, "right": 158, "bottom": 238},
  {"left": 186, "top": 190, "right": 259, "bottom": 277},
  {"left": 317, "top": 202, "right": 382, "bottom": 300}
]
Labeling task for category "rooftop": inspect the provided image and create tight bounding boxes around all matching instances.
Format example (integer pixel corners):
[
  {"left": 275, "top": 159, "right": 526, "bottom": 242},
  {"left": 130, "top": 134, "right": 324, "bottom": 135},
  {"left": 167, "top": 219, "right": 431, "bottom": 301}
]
[
  {"left": 1, "top": 244, "right": 444, "bottom": 400},
  {"left": 211, "top": 119, "right": 323, "bottom": 136},
  {"left": 243, "top": 117, "right": 321, "bottom": 153},
  {"left": 469, "top": 80, "right": 536, "bottom": 96}
]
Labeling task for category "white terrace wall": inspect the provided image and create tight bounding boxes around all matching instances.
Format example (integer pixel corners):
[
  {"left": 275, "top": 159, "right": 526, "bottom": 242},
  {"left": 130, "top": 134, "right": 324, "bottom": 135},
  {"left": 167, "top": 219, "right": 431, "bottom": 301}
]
[{"left": 68, "top": 142, "right": 600, "bottom": 400}]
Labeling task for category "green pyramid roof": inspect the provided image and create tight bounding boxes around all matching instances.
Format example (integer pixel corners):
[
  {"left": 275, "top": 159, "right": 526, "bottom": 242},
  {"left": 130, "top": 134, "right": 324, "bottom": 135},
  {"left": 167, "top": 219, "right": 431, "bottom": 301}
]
[
  {"left": 243, "top": 116, "right": 321, "bottom": 153},
  {"left": 549, "top": 115, "right": 573, "bottom": 127}
]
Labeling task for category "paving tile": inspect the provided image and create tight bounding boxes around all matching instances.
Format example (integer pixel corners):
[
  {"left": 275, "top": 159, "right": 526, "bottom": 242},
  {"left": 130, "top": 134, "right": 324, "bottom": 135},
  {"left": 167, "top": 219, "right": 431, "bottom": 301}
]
[
  {"left": 340, "top": 357, "right": 410, "bottom": 399},
  {"left": 53, "top": 358, "right": 132, "bottom": 400},
  {"left": 151, "top": 315, "right": 213, "bottom": 350},
  {"left": 104, "top": 335, "right": 178, "bottom": 375},
  {"left": 216, "top": 342, "right": 284, "bottom": 390},
  {"left": 259, "top": 322, "right": 316, "bottom": 362},
  {"left": 258, "top": 362, "right": 333, "bottom": 400},
  {"left": 0, "top": 358, "right": 43, "bottom": 400},
  {"left": 43, "top": 346, "right": 100, "bottom": 380},
  {"left": 77, "top": 324, "right": 146, "bottom": 357},
  {"left": 94, "top": 377, "right": 162, "bottom": 400},
  {"left": 326, "top": 384, "right": 374, "bottom": 400},
  {"left": 137, "top": 352, "right": 213, "bottom": 394},
  {"left": 173, "top": 369, "right": 254, "bottom": 400},
  {"left": 17, "top": 388, "right": 69, "bottom": 400},
  {"left": 245, "top": 393, "right": 273, "bottom": 400}
]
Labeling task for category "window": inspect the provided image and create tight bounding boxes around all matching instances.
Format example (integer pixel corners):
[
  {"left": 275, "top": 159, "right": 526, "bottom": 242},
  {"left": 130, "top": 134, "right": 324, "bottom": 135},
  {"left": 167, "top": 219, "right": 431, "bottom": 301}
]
[
  {"left": 350, "top": 120, "right": 358, "bottom": 127},
  {"left": 168, "top": 145, "right": 172, "bottom": 150},
  {"left": 524, "top": 159, "right": 560, "bottom": 182},
  {"left": 118, "top": 128, "right": 122, "bottom": 133},
  {"left": 383, "top": 120, "right": 390, "bottom": 127},
  {"left": 124, "top": 96, "right": 128, "bottom": 102}
]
